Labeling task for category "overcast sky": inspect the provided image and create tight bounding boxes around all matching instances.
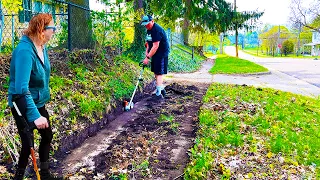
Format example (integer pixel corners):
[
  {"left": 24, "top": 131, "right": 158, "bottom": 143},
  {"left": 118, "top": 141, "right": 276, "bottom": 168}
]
[
  {"left": 90, "top": 0, "right": 105, "bottom": 11},
  {"left": 225, "top": 0, "right": 293, "bottom": 26},
  {"left": 90, "top": 0, "right": 312, "bottom": 26}
]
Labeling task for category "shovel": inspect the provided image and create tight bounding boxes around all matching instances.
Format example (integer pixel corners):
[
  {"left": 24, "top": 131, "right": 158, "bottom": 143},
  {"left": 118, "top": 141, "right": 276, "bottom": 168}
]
[
  {"left": 12, "top": 101, "right": 41, "bottom": 180},
  {"left": 124, "top": 63, "right": 146, "bottom": 111}
]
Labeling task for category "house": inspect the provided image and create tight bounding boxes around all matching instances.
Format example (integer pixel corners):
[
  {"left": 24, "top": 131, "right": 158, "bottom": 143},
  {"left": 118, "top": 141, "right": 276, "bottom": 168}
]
[
  {"left": 0, "top": 0, "right": 66, "bottom": 52},
  {"left": 304, "top": 31, "right": 320, "bottom": 56}
]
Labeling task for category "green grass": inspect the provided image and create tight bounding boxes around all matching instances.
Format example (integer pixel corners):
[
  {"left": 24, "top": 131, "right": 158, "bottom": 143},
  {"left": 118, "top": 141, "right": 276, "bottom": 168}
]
[
  {"left": 0, "top": 51, "right": 155, "bottom": 170},
  {"left": 242, "top": 47, "right": 269, "bottom": 57},
  {"left": 243, "top": 47, "right": 319, "bottom": 59},
  {"left": 210, "top": 55, "right": 268, "bottom": 74},
  {"left": 168, "top": 45, "right": 205, "bottom": 73},
  {"left": 204, "top": 52, "right": 215, "bottom": 58},
  {"left": 184, "top": 83, "right": 320, "bottom": 179},
  {"left": 158, "top": 114, "right": 179, "bottom": 133}
]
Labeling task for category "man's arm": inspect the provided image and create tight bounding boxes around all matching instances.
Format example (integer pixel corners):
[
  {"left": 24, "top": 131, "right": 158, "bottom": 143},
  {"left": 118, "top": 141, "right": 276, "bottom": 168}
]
[
  {"left": 145, "top": 42, "right": 149, "bottom": 56},
  {"left": 147, "top": 41, "right": 160, "bottom": 58},
  {"left": 143, "top": 41, "right": 160, "bottom": 64}
]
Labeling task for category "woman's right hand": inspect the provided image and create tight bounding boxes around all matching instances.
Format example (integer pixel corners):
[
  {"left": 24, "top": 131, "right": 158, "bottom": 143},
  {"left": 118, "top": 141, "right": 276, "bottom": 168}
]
[{"left": 34, "top": 116, "right": 49, "bottom": 129}]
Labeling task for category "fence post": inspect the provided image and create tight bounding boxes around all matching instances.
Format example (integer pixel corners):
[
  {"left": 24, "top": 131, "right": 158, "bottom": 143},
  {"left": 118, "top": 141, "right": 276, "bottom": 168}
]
[
  {"left": 118, "top": 3, "right": 122, "bottom": 54},
  {"left": 192, "top": 46, "right": 194, "bottom": 60},
  {"left": 11, "top": 14, "right": 14, "bottom": 51},
  {"left": 67, "top": 4, "right": 71, "bottom": 51},
  {"left": 167, "top": 28, "right": 171, "bottom": 48},
  {"left": 0, "top": 2, "right": 2, "bottom": 52},
  {"left": 171, "top": 32, "right": 173, "bottom": 49}
]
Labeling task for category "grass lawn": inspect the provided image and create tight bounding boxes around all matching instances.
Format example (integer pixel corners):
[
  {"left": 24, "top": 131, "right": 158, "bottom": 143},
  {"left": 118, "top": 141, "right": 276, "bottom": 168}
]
[
  {"left": 168, "top": 45, "right": 205, "bottom": 73},
  {"left": 242, "top": 48, "right": 269, "bottom": 58},
  {"left": 210, "top": 55, "right": 268, "bottom": 74},
  {"left": 243, "top": 47, "right": 319, "bottom": 59},
  {"left": 184, "top": 83, "right": 320, "bottom": 179},
  {"left": 204, "top": 52, "right": 215, "bottom": 58}
]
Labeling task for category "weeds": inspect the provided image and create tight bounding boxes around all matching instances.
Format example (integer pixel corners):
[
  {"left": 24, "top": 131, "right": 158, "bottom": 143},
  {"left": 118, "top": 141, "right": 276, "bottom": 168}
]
[
  {"left": 0, "top": 51, "right": 154, "bottom": 171},
  {"left": 185, "top": 83, "right": 320, "bottom": 179},
  {"left": 168, "top": 45, "right": 205, "bottom": 73},
  {"left": 158, "top": 114, "right": 180, "bottom": 133}
]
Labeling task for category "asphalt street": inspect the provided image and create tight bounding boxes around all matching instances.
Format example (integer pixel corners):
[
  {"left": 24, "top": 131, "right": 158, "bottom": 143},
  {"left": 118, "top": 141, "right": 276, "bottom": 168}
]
[{"left": 166, "top": 47, "right": 320, "bottom": 98}]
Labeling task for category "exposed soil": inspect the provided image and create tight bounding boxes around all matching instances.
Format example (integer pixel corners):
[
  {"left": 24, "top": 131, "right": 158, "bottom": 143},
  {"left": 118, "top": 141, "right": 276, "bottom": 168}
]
[{"left": 55, "top": 82, "right": 210, "bottom": 180}]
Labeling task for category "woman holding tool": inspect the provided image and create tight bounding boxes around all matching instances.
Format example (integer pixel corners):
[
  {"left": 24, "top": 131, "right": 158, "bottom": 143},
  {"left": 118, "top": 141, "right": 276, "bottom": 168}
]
[{"left": 8, "top": 13, "right": 63, "bottom": 180}]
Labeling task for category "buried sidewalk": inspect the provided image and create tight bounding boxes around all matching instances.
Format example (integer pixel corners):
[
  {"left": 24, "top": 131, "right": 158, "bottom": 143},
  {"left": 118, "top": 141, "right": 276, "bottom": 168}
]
[{"left": 56, "top": 83, "right": 209, "bottom": 179}]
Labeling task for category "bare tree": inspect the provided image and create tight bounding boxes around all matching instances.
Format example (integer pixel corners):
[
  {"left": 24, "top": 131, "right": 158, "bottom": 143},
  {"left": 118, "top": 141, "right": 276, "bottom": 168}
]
[{"left": 289, "top": 0, "right": 320, "bottom": 32}]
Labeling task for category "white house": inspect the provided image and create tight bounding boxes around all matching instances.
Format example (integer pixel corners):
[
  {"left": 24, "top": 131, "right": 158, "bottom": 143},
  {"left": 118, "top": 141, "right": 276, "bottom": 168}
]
[{"left": 304, "top": 31, "right": 320, "bottom": 56}]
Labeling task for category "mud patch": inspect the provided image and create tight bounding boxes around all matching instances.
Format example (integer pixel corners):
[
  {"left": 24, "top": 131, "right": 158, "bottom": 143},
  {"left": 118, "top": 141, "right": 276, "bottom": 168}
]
[{"left": 61, "top": 82, "right": 209, "bottom": 179}]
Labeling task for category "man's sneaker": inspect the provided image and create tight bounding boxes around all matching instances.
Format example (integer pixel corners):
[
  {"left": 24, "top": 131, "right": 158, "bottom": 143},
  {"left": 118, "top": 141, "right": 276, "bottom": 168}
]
[
  {"left": 151, "top": 88, "right": 157, "bottom": 95},
  {"left": 161, "top": 89, "right": 166, "bottom": 97},
  {"left": 149, "top": 94, "right": 164, "bottom": 102}
]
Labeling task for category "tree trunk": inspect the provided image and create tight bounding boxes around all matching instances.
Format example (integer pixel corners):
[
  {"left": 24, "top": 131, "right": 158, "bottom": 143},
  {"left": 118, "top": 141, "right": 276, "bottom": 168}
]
[
  {"left": 69, "top": 0, "right": 93, "bottom": 50},
  {"left": 126, "top": 0, "right": 145, "bottom": 61},
  {"left": 194, "top": 46, "right": 204, "bottom": 56},
  {"left": 234, "top": 0, "right": 238, "bottom": 57},
  {"left": 220, "top": 32, "right": 224, "bottom": 54},
  {"left": 235, "top": 28, "right": 238, "bottom": 57},
  {"left": 132, "top": 0, "right": 145, "bottom": 49},
  {"left": 182, "top": 0, "right": 191, "bottom": 45}
]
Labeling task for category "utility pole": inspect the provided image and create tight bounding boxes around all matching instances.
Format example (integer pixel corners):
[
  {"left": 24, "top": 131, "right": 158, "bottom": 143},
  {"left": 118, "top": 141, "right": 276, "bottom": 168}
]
[
  {"left": 234, "top": 0, "right": 238, "bottom": 57},
  {"left": 257, "top": 39, "right": 259, "bottom": 56},
  {"left": 297, "top": 23, "right": 301, "bottom": 56},
  {"left": 277, "top": 25, "right": 280, "bottom": 56},
  {"left": 220, "top": 32, "right": 224, "bottom": 54}
]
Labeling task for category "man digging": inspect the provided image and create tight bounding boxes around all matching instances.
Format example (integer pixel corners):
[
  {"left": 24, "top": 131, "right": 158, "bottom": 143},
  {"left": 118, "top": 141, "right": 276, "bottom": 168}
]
[{"left": 141, "top": 15, "right": 170, "bottom": 100}]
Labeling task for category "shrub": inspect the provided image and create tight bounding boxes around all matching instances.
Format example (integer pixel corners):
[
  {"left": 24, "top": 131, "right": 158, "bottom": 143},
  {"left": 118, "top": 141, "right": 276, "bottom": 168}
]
[{"left": 281, "top": 40, "right": 294, "bottom": 56}]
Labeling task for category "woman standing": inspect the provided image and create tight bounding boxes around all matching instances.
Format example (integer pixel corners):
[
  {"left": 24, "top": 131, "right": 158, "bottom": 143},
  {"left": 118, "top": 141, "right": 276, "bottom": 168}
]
[{"left": 8, "top": 13, "right": 63, "bottom": 180}]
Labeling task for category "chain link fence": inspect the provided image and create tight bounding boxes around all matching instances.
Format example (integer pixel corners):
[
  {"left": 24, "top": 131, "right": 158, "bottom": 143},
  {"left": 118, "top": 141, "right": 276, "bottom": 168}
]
[
  {"left": 0, "top": 0, "right": 194, "bottom": 58},
  {"left": 0, "top": 0, "right": 130, "bottom": 54},
  {"left": 0, "top": 0, "right": 68, "bottom": 53},
  {"left": 0, "top": 0, "right": 199, "bottom": 59},
  {"left": 170, "top": 31, "right": 195, "bottom": 60}
]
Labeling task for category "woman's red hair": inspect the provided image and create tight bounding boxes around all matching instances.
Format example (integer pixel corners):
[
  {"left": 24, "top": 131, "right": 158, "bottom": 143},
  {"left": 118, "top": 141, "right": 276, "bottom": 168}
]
[{"left": 24, "top": 13, "right": 53, "bottom": 42}]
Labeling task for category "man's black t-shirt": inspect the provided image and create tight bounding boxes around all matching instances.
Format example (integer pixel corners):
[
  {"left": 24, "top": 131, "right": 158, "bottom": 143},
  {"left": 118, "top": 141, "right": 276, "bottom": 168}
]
[{"left": 146, "top": 23, "right": 170, "bottom": 58}]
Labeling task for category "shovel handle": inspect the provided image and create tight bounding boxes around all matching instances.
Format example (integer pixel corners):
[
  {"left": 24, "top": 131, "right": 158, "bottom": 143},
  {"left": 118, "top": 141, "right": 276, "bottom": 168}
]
[
  {"left": 12, "top": 102, "right": 30, "bottom": 129},
  {"left": 13, "top": 102, "right": 40, "bottom": 179},
  {"left": 12, "top": 101, "right": 23, "bottom": 117},
  {"left": 12, "top": 102, "right": 34, "bottom": 147},
  {"left": 31, "top": 148, "right": 41, "bottom": 180}
]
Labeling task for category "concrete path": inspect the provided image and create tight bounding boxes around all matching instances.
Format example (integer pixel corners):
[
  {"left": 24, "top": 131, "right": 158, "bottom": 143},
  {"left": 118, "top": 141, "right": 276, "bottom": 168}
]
[
  {"left": 165, "top": 55, "right": 320, "bottom": 98},
  {"left": 225, "top": 46, "right": 320, "bottom": 88}
]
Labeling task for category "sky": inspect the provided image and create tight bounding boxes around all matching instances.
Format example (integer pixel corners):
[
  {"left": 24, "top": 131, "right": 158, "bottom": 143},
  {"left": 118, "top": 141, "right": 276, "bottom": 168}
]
[
  {"left": 90, "top": 0, "right": 312, "bottom": 26},
  {"left": 90, "top": 0, "right": 107, "bottom": 12},
  {"left": 225, "top": 0, "right": 292, "bottom": 26},
  {"left": 90, "top": 0, "right": 293, "bottom": 25}
]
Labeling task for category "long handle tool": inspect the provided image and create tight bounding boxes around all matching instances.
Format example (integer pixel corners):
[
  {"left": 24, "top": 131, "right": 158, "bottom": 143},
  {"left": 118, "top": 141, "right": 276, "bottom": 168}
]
[
  {"left": 124, "top": 64, "right": 146, "bottom": 111},
  {"left": 12, "top": 102, "right": 41, "bottom": 180}
]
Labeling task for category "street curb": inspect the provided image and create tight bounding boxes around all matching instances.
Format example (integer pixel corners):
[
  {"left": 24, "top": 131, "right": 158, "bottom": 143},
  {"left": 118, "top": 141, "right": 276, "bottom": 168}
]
[{"left": 215, "top": 71, "right": 272, "bottom": 77}]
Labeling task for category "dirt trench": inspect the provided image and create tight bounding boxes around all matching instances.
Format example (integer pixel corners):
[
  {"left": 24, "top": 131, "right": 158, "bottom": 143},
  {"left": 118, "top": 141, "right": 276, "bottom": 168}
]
[{"left": 51, "top": 82, "right": 210, "bottom": 180}]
